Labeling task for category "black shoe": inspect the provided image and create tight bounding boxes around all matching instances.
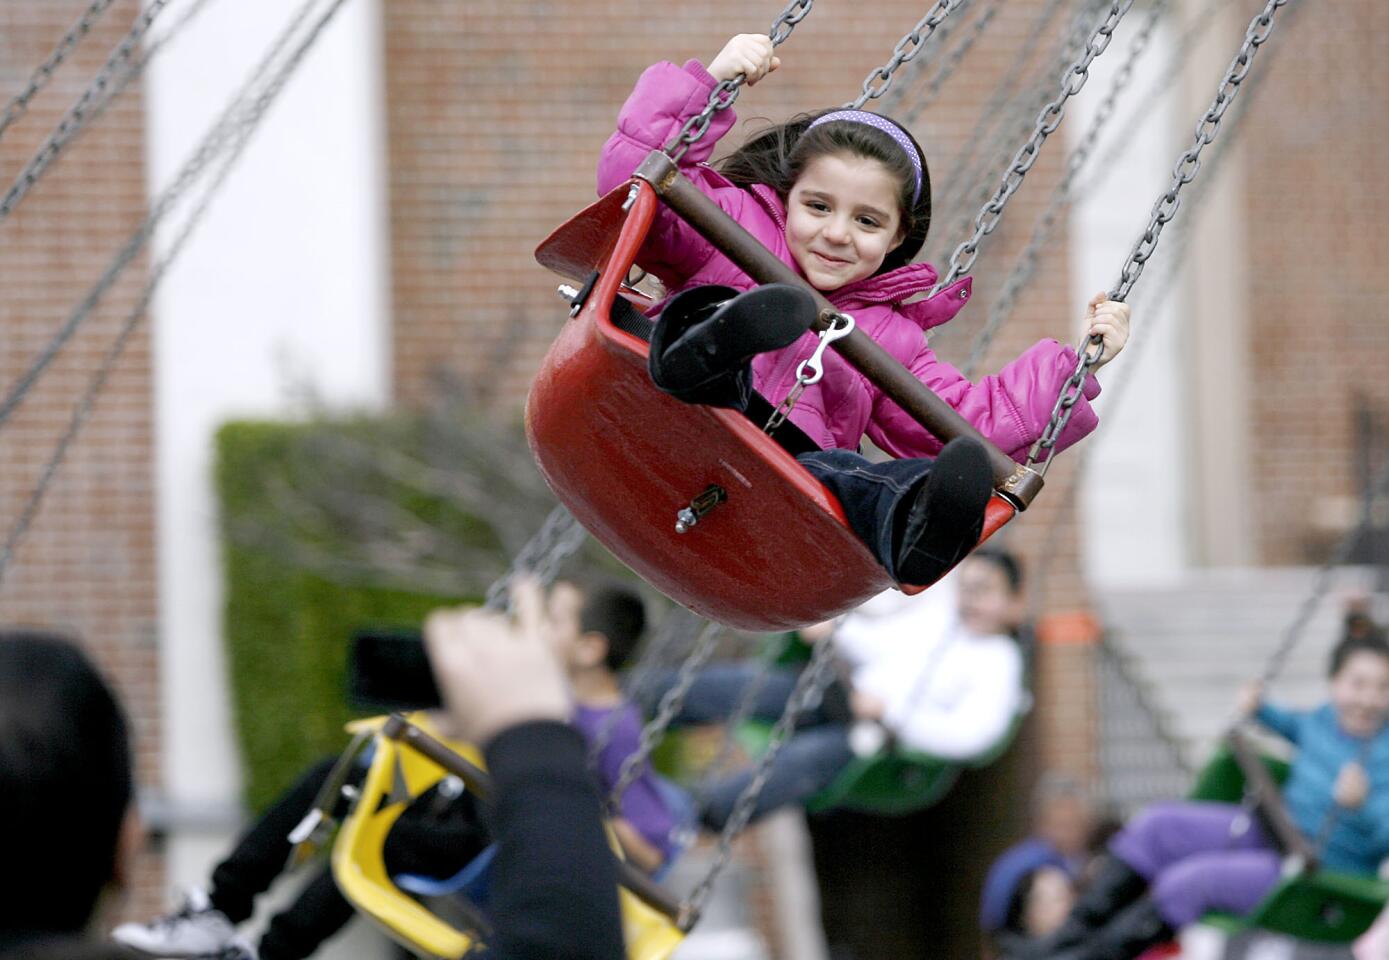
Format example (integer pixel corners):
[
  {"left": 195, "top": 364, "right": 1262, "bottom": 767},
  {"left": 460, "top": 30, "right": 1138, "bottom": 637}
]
[
  {"left": 1049, "top": 897, "right": 1171, "bottom": 960},
  {"left": 649, "top": 283, "right": 817, "bottom": 409},
  {"left": 894, "top": 437, "right": 993, "bottom": 585},
  {"left": 1009, "top": 856, "right": 1150, "bottom": 959}
]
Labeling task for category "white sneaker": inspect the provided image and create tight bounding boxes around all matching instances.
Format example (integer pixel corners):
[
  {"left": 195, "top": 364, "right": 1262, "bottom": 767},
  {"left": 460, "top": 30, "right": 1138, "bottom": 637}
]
[{"left": 112, "top": 887, "right": 238, "bottom": 957}]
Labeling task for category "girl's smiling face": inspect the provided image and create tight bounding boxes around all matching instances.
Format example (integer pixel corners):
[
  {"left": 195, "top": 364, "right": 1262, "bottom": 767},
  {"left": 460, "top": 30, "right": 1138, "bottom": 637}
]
[{"left": 785, "top": 152, "right": 906, "bottom": 291}]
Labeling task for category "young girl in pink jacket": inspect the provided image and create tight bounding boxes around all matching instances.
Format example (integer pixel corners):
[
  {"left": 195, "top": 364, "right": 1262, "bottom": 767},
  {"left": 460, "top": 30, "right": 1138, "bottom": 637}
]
[{"left": 599, "top": 34, "right": 1131, "bottom": 584}]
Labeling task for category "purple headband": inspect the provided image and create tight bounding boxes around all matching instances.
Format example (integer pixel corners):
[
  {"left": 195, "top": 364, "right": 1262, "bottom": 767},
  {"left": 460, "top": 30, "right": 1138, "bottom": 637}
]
[{"left": 806, "top": 110, "right": 923, "bottom": 204}]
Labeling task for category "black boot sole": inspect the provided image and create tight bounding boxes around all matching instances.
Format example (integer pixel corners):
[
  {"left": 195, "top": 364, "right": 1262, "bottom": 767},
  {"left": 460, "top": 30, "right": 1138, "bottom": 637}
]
[{"left": 895, "top": 437, "right": 993, "bottom": 585}]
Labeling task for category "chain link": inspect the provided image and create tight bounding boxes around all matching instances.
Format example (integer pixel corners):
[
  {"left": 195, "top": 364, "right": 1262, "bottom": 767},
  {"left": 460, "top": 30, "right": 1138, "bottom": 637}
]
[
  {"left": 963, "top": 0, "right": 1169, "bottom": 377},
  {"left": 608, "top": 617, "right": 724, "bottom": 812},
  {"left": 0, "top": 0, "right": 357, "bottom": 586},
  {"left": 925, "top": 0, "right": 1076, "bottom": 261},
  {"left": 1110, "top": 0, "right": 1291, "bottom": 303},
  {"left": 0, "top": 0, "right": 174, "bottom": 224},
  {"left": 875, "top": 0, "right": 975, "bottom": 116},
  {"left": 932, "top": 0, "right": 1135, "bottom": 295},
  {"left": 663, "top": 0, "right": 814, "bottom": 163},
  {"left": 681, "top": 628, "right": 839, "bottom": 924},
  {"left": 846, "top": 0, "right": 969, "bottom": 111},
  {"left": 897, "top": 0, "right": 1003, "bottom": 125},
  {"left": 0, "top": 0, "right": 119, "bottom": 142}
]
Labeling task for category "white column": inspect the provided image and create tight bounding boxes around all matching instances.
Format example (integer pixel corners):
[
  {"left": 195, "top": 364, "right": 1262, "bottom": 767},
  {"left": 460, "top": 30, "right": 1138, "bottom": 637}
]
[
  {"left": 142, "top": 0, "right": 390, "bottom": 921},
  {"left": 1068, "top": 10, "right": 1192, "bottom": 587}
]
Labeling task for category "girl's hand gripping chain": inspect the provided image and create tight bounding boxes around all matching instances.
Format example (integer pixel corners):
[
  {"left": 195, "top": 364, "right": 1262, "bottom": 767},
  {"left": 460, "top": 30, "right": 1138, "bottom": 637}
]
[
  {"left": 709, "top": 34, "right": 781, "bottom": 85},
  {"left": 1082, "top": 291, "right": 1131, "bottom": 371},
  {"left": 1334, "top": 761, "right": 1370, "bottom": 811}
]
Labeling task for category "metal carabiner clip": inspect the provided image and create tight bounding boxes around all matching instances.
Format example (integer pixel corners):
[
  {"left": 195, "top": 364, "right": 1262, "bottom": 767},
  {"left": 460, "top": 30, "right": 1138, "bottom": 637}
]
[{"left": 794, "top": 313, "right": 855, "bottom": 386}]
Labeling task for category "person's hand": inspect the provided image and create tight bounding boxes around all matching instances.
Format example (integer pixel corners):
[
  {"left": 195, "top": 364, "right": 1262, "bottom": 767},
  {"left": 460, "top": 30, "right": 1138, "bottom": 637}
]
[
  {"left": 1334, "top": 761, "right": 1370, "bottom": 810},
  {"left": 708, "top": 34, "right": 780, "bottom": 85},
  {"left": 1235, "top": 681, "right": 1264, "bottom": 719},
  {"left": 424, "top": 577, "right": 570, "bottom": 746},
  {"left": 850, "top": 689, "right": 887, "bottom": 722},
  {"left": 1082, "top": 292, "right": 1131, "bottom": 371}
]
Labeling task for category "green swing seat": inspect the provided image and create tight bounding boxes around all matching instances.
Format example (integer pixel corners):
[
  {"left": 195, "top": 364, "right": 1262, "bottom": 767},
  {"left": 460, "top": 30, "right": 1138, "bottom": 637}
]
[{"left": 1187, "top": 744, "right": 1389, "bottom": 943}]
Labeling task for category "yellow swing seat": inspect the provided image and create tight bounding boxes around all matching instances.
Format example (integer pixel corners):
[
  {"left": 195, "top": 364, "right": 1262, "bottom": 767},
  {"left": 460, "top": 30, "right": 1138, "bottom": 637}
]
[{"left": 330, "top": 713, "right": 687, "bottom": 960}]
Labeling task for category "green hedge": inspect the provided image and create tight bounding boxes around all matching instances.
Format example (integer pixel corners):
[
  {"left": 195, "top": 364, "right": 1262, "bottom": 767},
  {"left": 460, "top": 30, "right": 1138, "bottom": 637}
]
[{"left": 216, "top": 420, "right": 468, "bottom": 811}]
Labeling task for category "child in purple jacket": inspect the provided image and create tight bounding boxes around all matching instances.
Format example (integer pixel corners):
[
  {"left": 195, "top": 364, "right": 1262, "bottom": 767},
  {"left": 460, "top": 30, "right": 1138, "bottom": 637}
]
[{"left": 599, "top": 34, "right": 1131, "bottom": 585}]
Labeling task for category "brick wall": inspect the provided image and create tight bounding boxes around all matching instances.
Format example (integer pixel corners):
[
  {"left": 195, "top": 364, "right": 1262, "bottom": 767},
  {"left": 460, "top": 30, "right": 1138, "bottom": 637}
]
[
  {"left": 1240, "top": 1, "right": 1389, "bottom": 564},
  {"left": 0, "top": 1, "right": 162, "bottom": 918}
]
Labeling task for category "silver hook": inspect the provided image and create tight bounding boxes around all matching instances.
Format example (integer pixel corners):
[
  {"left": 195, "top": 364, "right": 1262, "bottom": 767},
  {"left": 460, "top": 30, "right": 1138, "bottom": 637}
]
[{"left": 794, "top": 313, "right": 855, "bottom": 386}]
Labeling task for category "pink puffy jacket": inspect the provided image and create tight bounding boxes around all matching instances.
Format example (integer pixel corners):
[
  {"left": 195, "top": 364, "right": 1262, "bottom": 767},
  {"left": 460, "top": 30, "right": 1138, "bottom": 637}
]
[{"left": 598, "top": 59, "right": 1100, "bottom": 460}]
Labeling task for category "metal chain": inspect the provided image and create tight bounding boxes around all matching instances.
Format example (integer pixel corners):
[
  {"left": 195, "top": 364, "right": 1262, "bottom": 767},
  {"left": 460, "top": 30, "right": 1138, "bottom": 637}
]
[
  {"left": 608, "top": 617, "right": 724, "bottom": 812},
  {"left": 687, "top": 647, "right": 780, "bottom": 821},
  {"left": 846, "top": 0, "right": 970, "bottom": 111},
  {"left": 875, "top": 0, "right": 976, "bottom": 115},
  {"left": 663, "top": 0, "right": 814, "bottom": 163},
  {"left": 0, "top": 0, "right": 356, "bottom": 587},
  {"left": 1027, "top": 0, "right": 1296, "bottom": 472},
  {"left": 0, "top": 0, "right": 119, "bottom": 142},
  {"left": 962, "top": 0, "right": 1170, "bottom": 377},
  {"left": 1110, "top": 0, "right": 1292, "bottom": 303},
  {"left": 1023, "top": 49, "right": 1274, "bottom": 624},
  {"left": 898, "top": 0, "right": 1003, "bottom": 126},
  {"left": 925, "top": 0, "right": 1097, "bottom": 264},
  {"left": 481, "top": 505, "right": 587, "bottom": 611},
  {"left": 587, "top": 605, "right": 706, "bottom": 767},
  {"left": 932, "top": 0, "right": 1135, "bottom": 295},
  {"left": 0, "top": 0, "right": 174, "bottom": 224},
  {"left": 0, "top": 0, "right": 327, "bottom": 437},
  {"left": 681, "top": 628, "right": 839, "bottom": 924}
]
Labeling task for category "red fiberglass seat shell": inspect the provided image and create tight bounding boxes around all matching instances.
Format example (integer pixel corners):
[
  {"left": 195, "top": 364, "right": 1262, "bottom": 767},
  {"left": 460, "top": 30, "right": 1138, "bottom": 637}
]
[{"left": 527, "top": 181, "right": 1014, "bottom": 632}]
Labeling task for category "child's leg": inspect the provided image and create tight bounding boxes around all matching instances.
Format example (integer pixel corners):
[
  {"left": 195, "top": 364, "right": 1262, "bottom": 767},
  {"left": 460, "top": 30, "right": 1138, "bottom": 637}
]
[
  {"left": 210, "top": 755, "right": 341, "bottom": 924},
  {"left": 256, "top": 866, "right": 357, "bottom": 960},
  {"left": 699, "top": 724, "right": 854, "bottom": 830},
  {"left": 1148, "top": 849, "right": 1283, "bottom": 927},
  {"left": 797, "top": 437, "right": 991, "bottom": 584},
  {"left": 1108, "top": 801, "right": 1272, "bottom": 881}
]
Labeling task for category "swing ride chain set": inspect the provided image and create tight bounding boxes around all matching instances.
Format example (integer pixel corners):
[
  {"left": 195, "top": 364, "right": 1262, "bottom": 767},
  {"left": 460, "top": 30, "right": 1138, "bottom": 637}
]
[
  {"left": 0, "top": 0, "right": 359, "bottom": 587},
  {"left": 0, "top": 0, "right": 118, "bottom": 140},
  {"left": 681, "top": 630, "right": 842, "bottom": 926},
  {"left": 962, "top": 0, "right": 1170, "bottom": 378},
  {"left": 932, "top": 0, "right": 1135, "bottom": 298},
  {"left": 661, "top": 0, "right": 814, "bottom": 164},
  {"left": 0, "top": 0, "right": 173, "bottom": 222},
  {"left": 847, "top": 0, "right": 971, "bottom": 110},
  {"left": 1025, "top": 0, "right": 1295, "bottom": 474},
  {"left": 0, "top": 0, "right": 329, "bottom": 436}
]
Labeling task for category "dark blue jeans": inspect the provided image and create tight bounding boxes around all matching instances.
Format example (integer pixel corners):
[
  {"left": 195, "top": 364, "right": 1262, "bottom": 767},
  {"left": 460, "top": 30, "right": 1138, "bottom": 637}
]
[
  {"left": 637, "top": 663, "right": 854, "bottom": 830},
  {"left": 797, "top": 449, "right": 934, "bottom": 581}
]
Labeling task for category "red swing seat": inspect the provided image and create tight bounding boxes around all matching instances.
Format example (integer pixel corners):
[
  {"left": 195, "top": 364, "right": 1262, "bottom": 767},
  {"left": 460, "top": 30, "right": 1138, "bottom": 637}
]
[{"left": 526, "top": 180, "right": 1014, "bottom": 632}]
